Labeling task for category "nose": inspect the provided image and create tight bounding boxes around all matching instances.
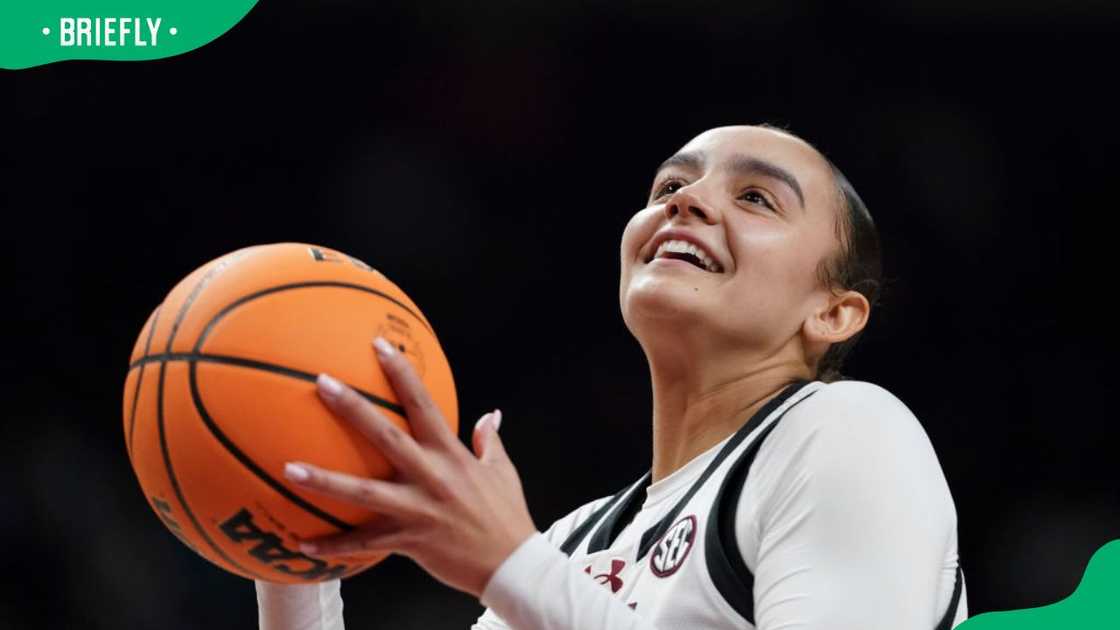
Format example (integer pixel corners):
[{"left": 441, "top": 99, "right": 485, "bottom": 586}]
[{"left": 663, "top": 188, "right": 717, "bottom": 224}]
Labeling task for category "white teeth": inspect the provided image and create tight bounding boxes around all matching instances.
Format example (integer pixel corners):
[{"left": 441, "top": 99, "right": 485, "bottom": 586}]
[{"left": 653, "top": 239, "right": 722, "bottom": 273}]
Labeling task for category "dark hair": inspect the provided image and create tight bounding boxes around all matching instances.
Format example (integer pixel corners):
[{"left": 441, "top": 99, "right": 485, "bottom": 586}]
[
  {"left": 755, "top": 124, "right": 883, "bottom": 382},
  {"left": 813, "top": 162, "right": 883, "bottom": 383}
]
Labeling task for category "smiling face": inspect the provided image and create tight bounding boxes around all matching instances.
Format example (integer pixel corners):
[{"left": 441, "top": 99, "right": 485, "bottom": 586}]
[{"left": 620, "top": 125, "right": 852, "bottom": 368}]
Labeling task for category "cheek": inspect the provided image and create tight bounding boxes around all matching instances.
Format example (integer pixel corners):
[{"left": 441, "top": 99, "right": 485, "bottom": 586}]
[
  {"left": 727, "top": 219, "right": 819, "bottom": 300},
  {"left": 619, "top": 206, "right": 660, "bottom": 264},
  {"left": 619, "top": 207, "right": 660, "bottom": 306}
]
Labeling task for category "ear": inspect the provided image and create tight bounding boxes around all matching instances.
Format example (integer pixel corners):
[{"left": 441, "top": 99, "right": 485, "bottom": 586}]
[{"left": 802, "top": 289, "right": 871, "bottom": 355}]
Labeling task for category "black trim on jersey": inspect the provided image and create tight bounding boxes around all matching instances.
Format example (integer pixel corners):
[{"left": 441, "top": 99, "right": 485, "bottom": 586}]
[
  {"left": 587, "top": 473, "right": 652, "bottom": 553},
  {"left": 635, "top": 380, "right": 813, "bottom": 562},
  {"left": 705, "top": 389, "right": 966, "bottom": 630},
  {"left": 934, "top": 565, "right": 964, "bottom": 630},
  {"left": 559, "top": 477, "right": 645, "bottom": 556},
  {"left": 703, "top": 390, "right": 816, "bottom": 624}
]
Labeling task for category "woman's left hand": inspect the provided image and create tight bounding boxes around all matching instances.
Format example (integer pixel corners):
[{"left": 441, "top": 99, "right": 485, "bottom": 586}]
[{"left": 282, "top": 337, "right": 538, "bottom": 598}]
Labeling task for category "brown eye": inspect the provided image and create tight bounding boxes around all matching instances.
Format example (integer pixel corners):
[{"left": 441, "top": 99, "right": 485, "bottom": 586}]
[
  {"left": 654, "top": 180, "right": 683, "bottom": 199},
  {"left": 739, "top": 190, "right": 774, "bottom": 210}
]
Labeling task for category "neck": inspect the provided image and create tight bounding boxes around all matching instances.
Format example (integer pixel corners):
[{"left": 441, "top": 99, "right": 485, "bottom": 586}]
[{"left": 646, "top": 343, "right": 811, "bottom": 482}]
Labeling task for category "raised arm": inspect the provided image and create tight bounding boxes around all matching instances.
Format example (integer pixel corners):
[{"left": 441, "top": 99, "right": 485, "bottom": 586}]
[
  {"left": 472, "top": 533, "right": 664, "bottom": 630},
  {"left": 261, "top": 338, "right": 662, "bottom": 630},
  {"left": 254, "top": 535, "right": 668, "bottom": 630}
]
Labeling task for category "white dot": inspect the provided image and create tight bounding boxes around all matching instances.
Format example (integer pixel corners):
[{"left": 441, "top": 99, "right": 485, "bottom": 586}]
[
  {"left": 42, "top": 27, "right": 50, "bottom": 35},
  {"left": 169, "top": 27, "right": 178, "bottom": 36}
]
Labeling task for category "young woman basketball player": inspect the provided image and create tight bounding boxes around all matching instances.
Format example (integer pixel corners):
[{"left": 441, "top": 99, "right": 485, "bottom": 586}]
[{"left": 256, "top": 125, "right": 967, "bottom": 629}]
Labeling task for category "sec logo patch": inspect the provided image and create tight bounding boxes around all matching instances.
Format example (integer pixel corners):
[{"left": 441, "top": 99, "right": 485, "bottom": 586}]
[{"left": 650, "top": 515, "right": 697, "bottom": 577}]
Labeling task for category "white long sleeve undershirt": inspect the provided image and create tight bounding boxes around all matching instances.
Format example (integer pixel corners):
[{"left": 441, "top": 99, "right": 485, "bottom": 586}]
[
  {"left": 256, "top": 578, "right": 344, "bottom": 630},
  {"left": 254, "top": 532, "right": 656, "bottom": 630},
  {"left": 475, "top": 532, "right": 658, "bottom": 630},
  {"left": 256, "top": 380, "right": 966, "bottom": 630}
]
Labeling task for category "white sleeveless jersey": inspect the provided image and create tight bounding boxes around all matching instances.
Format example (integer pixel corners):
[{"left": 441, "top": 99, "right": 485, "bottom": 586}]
[{"left": 474, "top": 379, "right": 968, "bottom": 630}]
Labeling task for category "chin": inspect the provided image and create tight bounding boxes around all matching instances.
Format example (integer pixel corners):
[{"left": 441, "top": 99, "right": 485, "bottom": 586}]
[{"left": 621, "top": 274, "right": 707, "bottom": 327}]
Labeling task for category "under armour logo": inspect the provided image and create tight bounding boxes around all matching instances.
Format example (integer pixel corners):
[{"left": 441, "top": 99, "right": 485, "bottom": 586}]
[
  {"left": 584, "top": 558, "right": 626, "bottom": 593},
  {"left": 650, "top": 515, "right": 697, "bottom": 577}
]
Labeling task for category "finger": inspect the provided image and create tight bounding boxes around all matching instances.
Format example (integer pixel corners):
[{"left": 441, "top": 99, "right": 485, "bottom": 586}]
[
  {"left": 300, "top": 518, "right": 406, "bottom": 557},
  {"left": 316, "top": 373, "right": 438, "bottom": 484},
  {"left": 471, "top": 411, "right": 495, "bottom": 457},
  {"left": 473, "top": 409, "right": 511, "bottom": 467},
  {"left": 373, "top": 337, "right": 456, "bottom": 447},
  {"left": 284, "top": 461, "right": 419, "bottom": 516}
]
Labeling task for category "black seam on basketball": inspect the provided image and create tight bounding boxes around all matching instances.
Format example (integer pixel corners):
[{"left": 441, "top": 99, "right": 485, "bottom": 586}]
[
  {"left": 196, "top": 281, "right": 434, "bottom": 342},
  {"left": 157, "top": 249, "right": 265, "bottom": 580},
  {"left": 156, "top": 356, "right": 264, "bottom": 579},
  {"left": 165, "top": 248, "right": 259, "bottom": 352},
  {"left": 129, "top": 353, "right": 404, "bottom": 417},
  {"left": 187, "top": 359, "right": 357, "bottom": 532},
  {"left": 142, "top": 257, "right": 416, "bottom": 575},
  {"left": 128, "top": 304, "right": 163, "bottom": 459},
  {"left": 183, "top": 280, "right": 416, "bottom": 533},
  {"left": 635, "top": 380, "right": 813, "bottom": 562}
]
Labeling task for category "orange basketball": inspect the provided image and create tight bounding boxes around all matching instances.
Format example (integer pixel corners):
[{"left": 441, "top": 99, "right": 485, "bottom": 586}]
[{"left": 121, "top": 243, "right": 458, "bottom": 583}]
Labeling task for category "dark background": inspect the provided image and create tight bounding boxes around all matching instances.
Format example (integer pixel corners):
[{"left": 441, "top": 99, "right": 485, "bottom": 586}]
[{"left": 2, "top": 0, "right": 1118, "bottom": 627}]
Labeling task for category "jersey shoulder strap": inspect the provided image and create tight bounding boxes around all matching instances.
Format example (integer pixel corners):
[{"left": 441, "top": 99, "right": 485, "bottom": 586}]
[
  {"left": 559, "top": 474, "right": 649, "bottom": 556},
  {"left": 703, "top": 388, "right": 817, "bottom": 624},
  {"left": 635, "top": 380, "right": 814, "bottom": 562},
  {"left": 563, "top": 379, "right": 814, "bottom": 560},
  {"left": 586, "top": 473, "right": 651, "bottom": 554},
  {"left": 703, "top": 386, "right": 965, "bottom": 630}
]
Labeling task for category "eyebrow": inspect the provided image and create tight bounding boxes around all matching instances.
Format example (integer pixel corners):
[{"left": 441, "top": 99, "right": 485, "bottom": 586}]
[
  {"left": 656, "top": 151, "right": 704, "bottom": 174},
  {"left": 655, "top": 150, "right": 805, "bottom": 209}
]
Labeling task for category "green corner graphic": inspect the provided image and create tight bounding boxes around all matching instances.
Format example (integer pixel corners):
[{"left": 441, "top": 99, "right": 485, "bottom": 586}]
[
  {"left": 0, "top": 1, "right": 259, "bottom": 69},
  {"left": 959, "top": 539, "right": 1120, "bottom": 629}
]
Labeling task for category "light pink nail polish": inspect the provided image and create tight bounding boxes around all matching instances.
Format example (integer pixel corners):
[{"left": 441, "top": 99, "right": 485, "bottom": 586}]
[
  {"left": 492, "top": 409, "right": 503, "bottom": 432},
  {"left": 285, "top": 462, "right": 310, "bottom": 482},
  {"left": 317, "top": 373, "right": 344, "bottom": 398},
  {"left": 373, "top": 336, "right": 396, "bottom": 357}
]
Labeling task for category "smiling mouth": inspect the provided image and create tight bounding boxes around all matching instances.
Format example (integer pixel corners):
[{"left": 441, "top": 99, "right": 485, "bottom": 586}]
[{"left": 645, "top": 239, "right": 724, "bottom": 273}]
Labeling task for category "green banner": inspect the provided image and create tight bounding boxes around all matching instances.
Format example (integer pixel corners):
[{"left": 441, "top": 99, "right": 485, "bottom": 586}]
[
  {"left": 959, "top": 539, "right": 1119, "bottom": 629},
  {"left": 0, "top": 0, "right": 258, "bottom": 69}
]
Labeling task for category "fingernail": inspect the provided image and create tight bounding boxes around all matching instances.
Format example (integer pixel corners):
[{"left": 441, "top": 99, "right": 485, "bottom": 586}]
[
  {"left": 317, "top": 373, "right": 344, "bottom": 398},
  {"left": 285, "top": 462, "right": 310, "bottom": 482},
  {"left": 492, "top": 409, "right": 502, "bottom": 432},
  {"left": 475, "top": 412, "right": 493, "bottom": 433},
  {"left": 300, "top": 542, "right": 318, "bottom": 555},
  {"left": 373, "top": 337, "right": 396, "bottom": 357}
]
